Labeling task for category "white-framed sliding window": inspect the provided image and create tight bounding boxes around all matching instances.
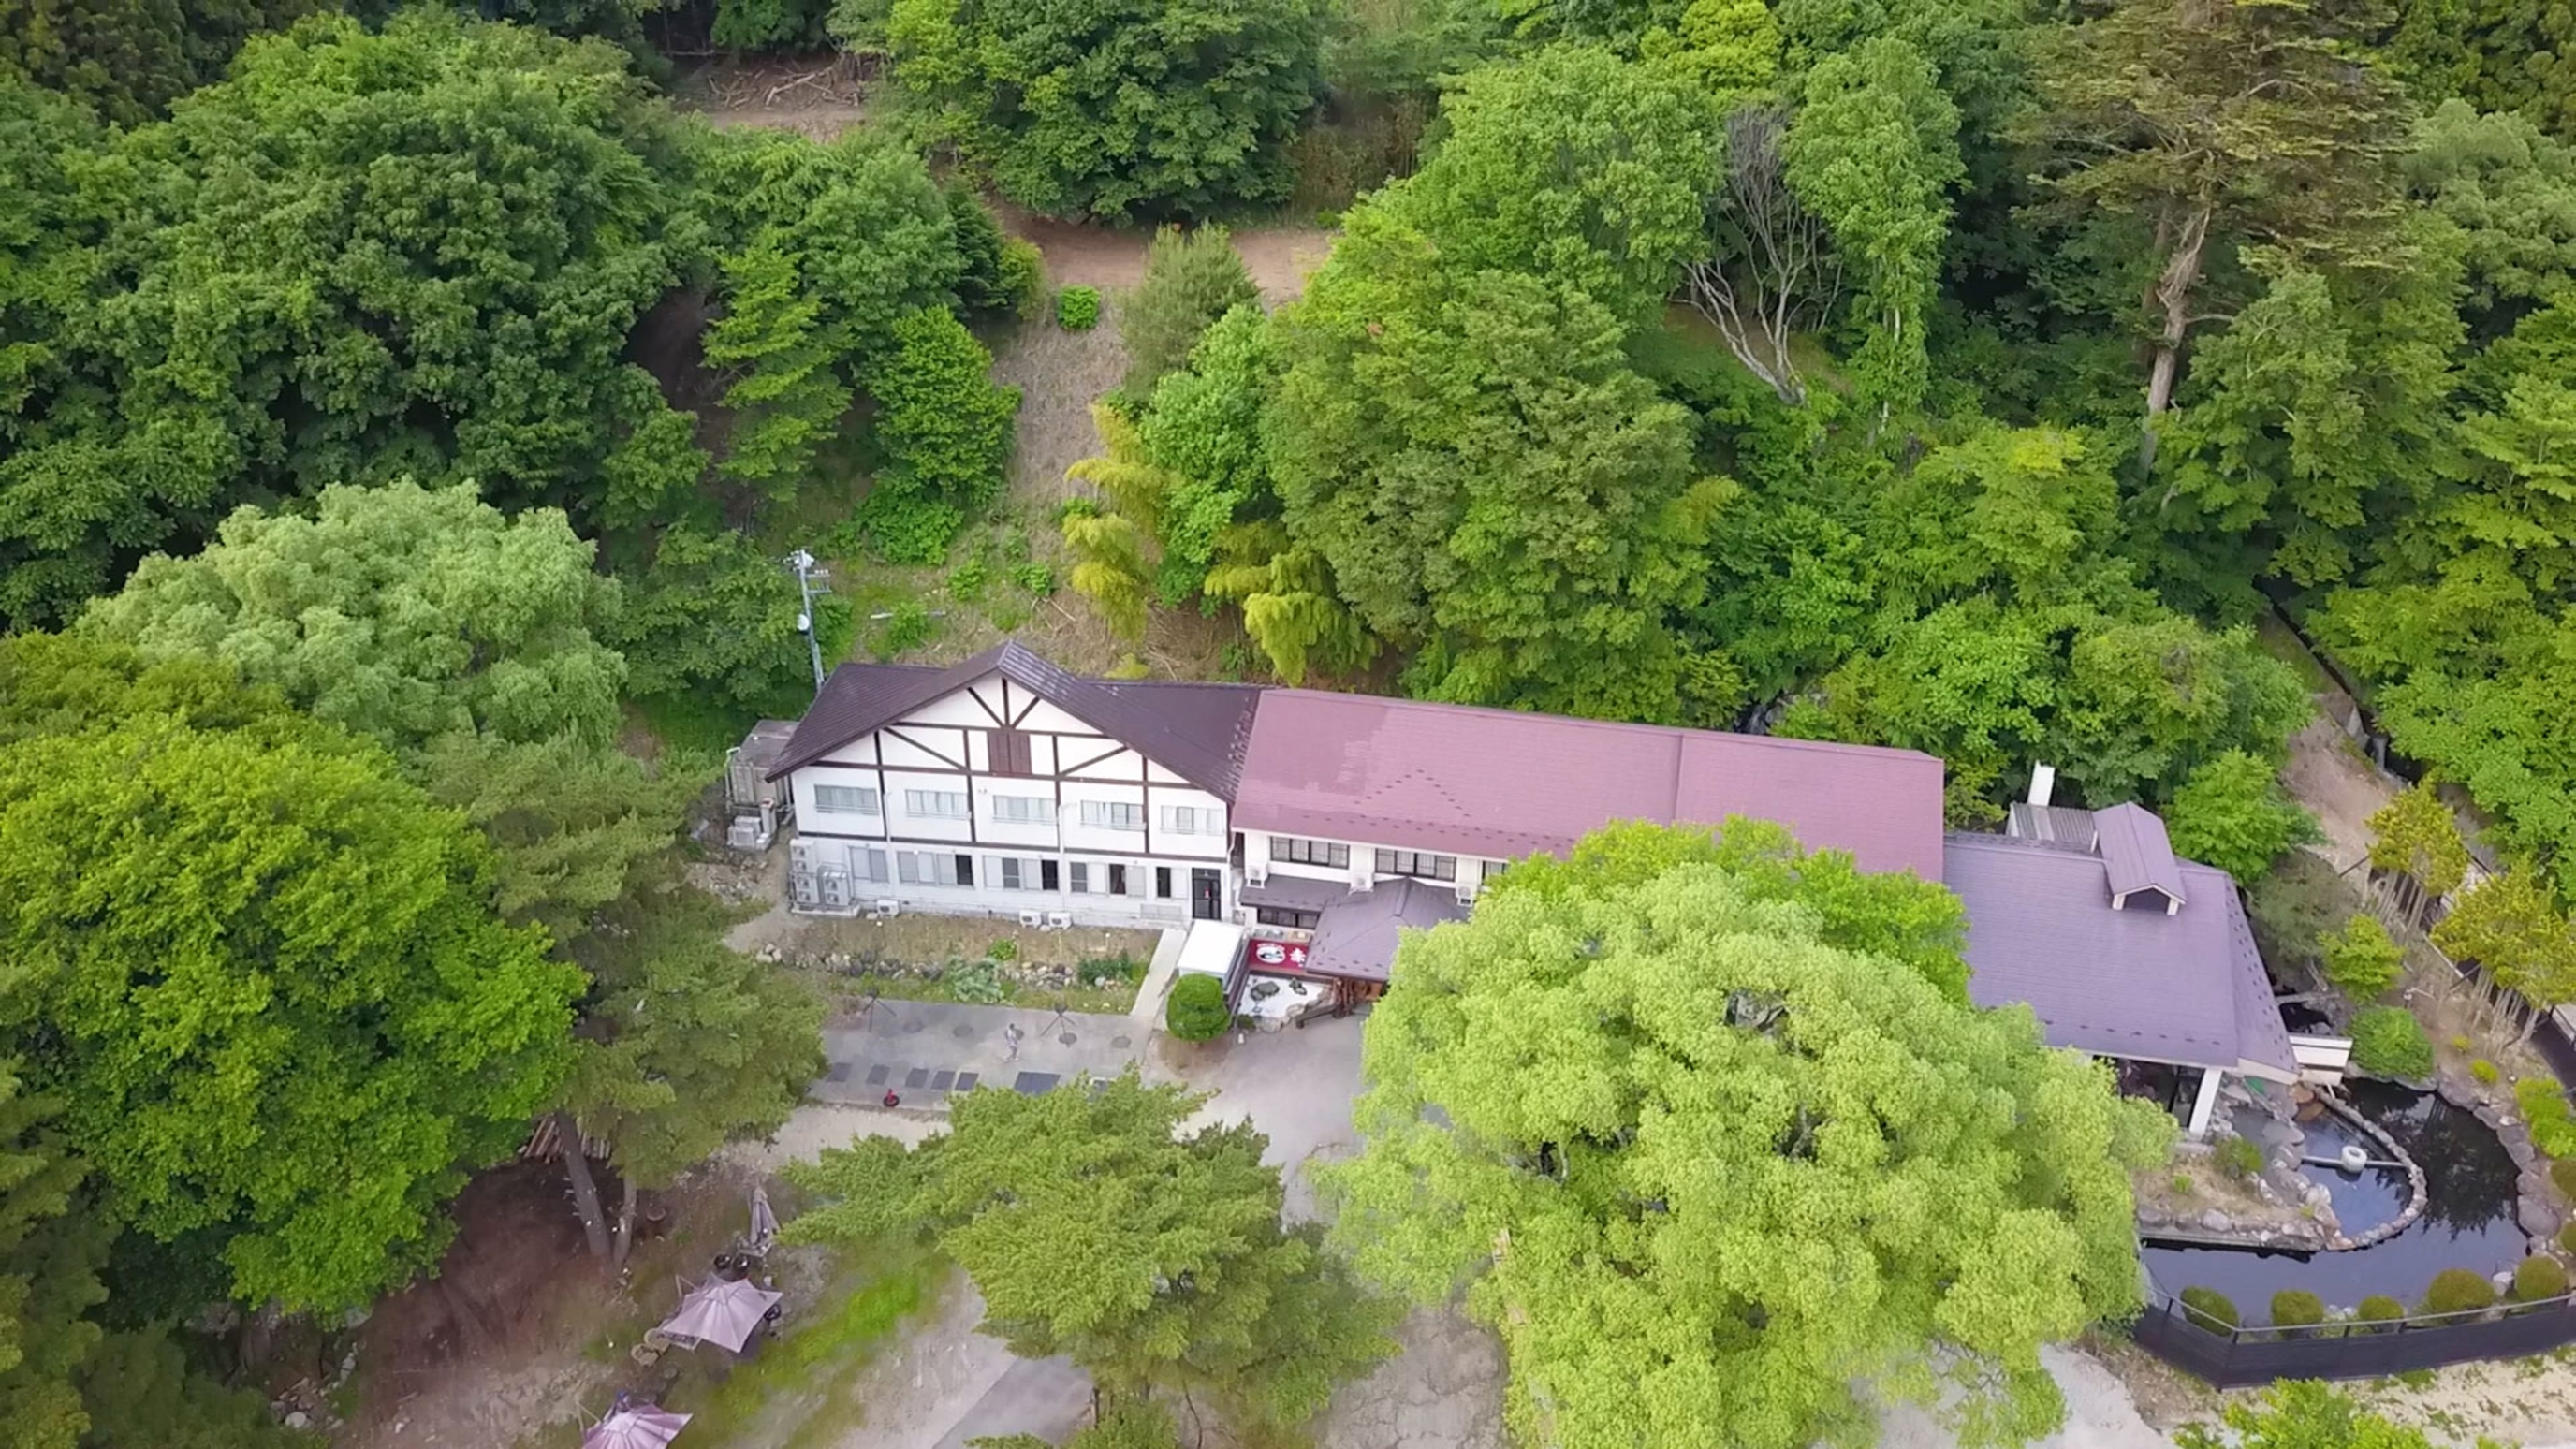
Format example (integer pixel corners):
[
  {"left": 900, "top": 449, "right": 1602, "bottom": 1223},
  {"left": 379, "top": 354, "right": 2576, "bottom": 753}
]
[
  {"left": 905, "top": 789, "right": 969, "bottom": 820},
  {"left": 813, "top": 784, "right": 880, "bottom": 816},
  {"left": 1080, "top": 800, "right": 1146, "bottom": 831},
  {"left": 990, "top": 795, "right": 1056, "bottom": 825}
]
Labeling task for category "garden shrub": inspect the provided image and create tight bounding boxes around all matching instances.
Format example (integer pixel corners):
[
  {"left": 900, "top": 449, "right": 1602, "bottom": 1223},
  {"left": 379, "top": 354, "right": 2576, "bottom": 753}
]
[
  {"left": 2355, "top": 1295, "right": 2406, "bottom": 1332},
  {"left": 2473, "top": 1058, "right": 2501, "bottom": 1085},
  {"left": 2350, "top": 1005, "right": 2434, "bottom": 1079},
  {"left": 2268, "top": 1289, "right": 2325, "bottom": 1336},
  {"left": 1165, "top": 973, "right": 1230, "bottom": 1041},
  {"left": 949, "top": 958, "right": 1007, "bottom": 1004},
  {"left": 1056, "top": 285, "right": 1102, "bottom": 330},
  {"left": 2422, "top": 1267, "right": 2498, "bottom": 1317},
  {"left": 2561, "top": 1220, "right": 2576, "bottom": 1255},
  {"left": 2518, "top": 1077, "right": 2576, "bottom": 1158},
  {"left": 1079, "top": 953, "right": 1144, "bottom": 986},
  {"left": 2512, "top": 1254, "right": 2569, "bottom": 1303},
  {"left": 985, "top": 938, "right": 1018, "bottom": 962},
  {"left": 879, "top": 599, "right": 935, "bottom": 655},
  {"left": 2452, "top": 1033, "right": 2474, "bottom": 1052},
  {"left": 2215, "top": 1135, "right": 2264, "bottom": 1180},
  {"left": 2179, "top": 1286, "right": 2239, "bottom": 1332},
  {"left": 2555, "top": 1159, "right": 2576, "bottom": 1198},
  {"left": 2172, "top": 1174, "right": 2194, "bottom": 1195}
]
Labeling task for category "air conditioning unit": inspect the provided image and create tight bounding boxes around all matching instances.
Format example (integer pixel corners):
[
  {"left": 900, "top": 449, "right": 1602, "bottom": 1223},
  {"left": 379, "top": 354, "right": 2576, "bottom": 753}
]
[
  {"left": 818, "top": 871, "right": 853, "bottom": 909},
  {"left": 871, "top": 899, "right": 900, "bottom": 918},
  {"left": 1018, "top": 909, "right": 1045, "bottom": 927},
  {"left": 1246, "top": 865, "right": 1268, "bottom": 886},
  {"left": 1046, "top": 912, "right": 1073, "bottom": 930},
  {"left": 788, "top": 871, "right": 821, "bottom": 908}
]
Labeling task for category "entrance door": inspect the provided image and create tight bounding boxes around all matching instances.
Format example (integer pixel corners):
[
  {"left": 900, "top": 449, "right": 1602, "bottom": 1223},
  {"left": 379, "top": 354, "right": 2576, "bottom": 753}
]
[{"left": 1190, "top": 868, "right": 1222, "bottom": 921}]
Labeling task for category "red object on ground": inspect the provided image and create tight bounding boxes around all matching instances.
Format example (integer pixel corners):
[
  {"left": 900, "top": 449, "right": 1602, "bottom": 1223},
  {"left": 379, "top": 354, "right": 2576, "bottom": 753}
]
[{"left": 882, "top": 1090, "right": 900, "bottom": 1108}]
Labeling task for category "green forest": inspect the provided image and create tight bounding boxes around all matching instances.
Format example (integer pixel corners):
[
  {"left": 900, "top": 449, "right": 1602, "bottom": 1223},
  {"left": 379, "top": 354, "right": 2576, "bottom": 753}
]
[{"left": 6, "top": 0, "right": 2576, "bottom": 1440}]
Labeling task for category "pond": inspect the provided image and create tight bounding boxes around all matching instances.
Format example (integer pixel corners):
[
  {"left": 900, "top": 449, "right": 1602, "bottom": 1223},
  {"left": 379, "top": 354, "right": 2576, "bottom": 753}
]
[{"left": 2143, "top": 1080, "right": 2526, "bottom": 1323}]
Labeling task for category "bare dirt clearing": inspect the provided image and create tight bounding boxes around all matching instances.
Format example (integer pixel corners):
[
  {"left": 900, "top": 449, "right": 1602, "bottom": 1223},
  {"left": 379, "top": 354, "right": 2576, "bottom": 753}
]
[
  {"left": 675, "top": 54, "right": 876, "bottom": 141},
  {"left": 2283, "top": 715, "right": 2401, "bottom": 871}
]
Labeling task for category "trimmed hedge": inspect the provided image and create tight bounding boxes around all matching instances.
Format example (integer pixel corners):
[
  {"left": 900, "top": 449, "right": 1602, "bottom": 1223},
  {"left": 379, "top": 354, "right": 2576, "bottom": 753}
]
[
  {"left": 2355, "top": 1295, "right": 2406, "bottom": 1332},
  {"left": 2269, "top": 1289, "right": 2326, "bottom": 1336},
  {"left": 2422, "top": 1267, "right": 2499, "bottom": 1317},
  {"left": 2554, "top": 1158, "right": 2576, "bottom": 1199},
  {"left": 2513, "top": 1255, "right": 2569, "bottom": 1303},
  {"left": 2180, "top": 1286, "right": 2239, "bottom": 1333},
  {"left": 2519, "top": 1076, "right": 2576, "bottom": 1158},
  {"left": 1165, "top": 973, "right": 1230, "bottom": 1041}
]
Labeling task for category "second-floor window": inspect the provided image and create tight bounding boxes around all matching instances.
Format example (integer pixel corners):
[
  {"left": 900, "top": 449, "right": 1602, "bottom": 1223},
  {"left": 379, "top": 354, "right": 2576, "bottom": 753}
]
[
  {"left": 1273, "top": 836, "right": 1349, "bottom": 868},
  {"left": 990, "top": 795, "right": 1055, "bottom": 825},
  {"left": 1161, "top": 805, "right": 1216, "bottom": 835},
  {"left": 813, "top": 784, "right": 879, "bottom": 815},
  {"left": 1080, "top": 800, "right": 1145, "bottom": 831},
  {"left": 1375, "top": 848, "right": 1457, "bottom": 881},
  {"left": 905, "top": 789, "right": 969, "bottom": 820}
]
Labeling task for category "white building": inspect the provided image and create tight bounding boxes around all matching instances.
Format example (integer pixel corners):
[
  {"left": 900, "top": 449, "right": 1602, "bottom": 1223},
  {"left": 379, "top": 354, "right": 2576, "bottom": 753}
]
[{"left": 764, "top": 643, "right": 1258, "bottom": 929}]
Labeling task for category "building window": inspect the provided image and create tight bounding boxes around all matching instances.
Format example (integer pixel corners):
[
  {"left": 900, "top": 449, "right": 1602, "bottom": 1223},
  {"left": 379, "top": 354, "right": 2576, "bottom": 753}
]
[
  {"left": 858, "top": 848, "right": 889, "bottom": 883},
  {"left": 1273, "top": 836, "right": 1350, "bottom": 868},
  {"left": 1080, "top": 800, "right": 1146, "bottom": 831},
  {"left": 904, "top": 789, "right": 969, "bottom": 819},
  {"left": 988, "top": 727, "right": 1033, "bottom": 775},
  {"left": 1108, "top": 863, "right": 1129, "bottom": 895},
  {"left": 1375, "top": 848, "right": 1457, "bottom": 881},
  {"left": 1155, "top": 866, "right": 1174, "bottom": 899},
  {"left": 1255, "top": 906, "right": 1322, "bottom": 929},
  {"left": 990, "top": 795, "right": 1055, "bottom": 825},
  {"left": 998, "top": 857, "right": 1026, "bottom": 889},
  {"left": 897, "top": 852, "right": 974, "bottom": 886},
  {"left": 1042, "top": 859, "right": 1061, "bottom": 890},
  {"left": 1161, "top": 805, "right": 1217, "bottom": 835},
  {"left": 1069, "top": 862, "right": 1090, "bottom": 893},
  {"left": 813, "top": 784, "right": 879, "bottom": 815}
]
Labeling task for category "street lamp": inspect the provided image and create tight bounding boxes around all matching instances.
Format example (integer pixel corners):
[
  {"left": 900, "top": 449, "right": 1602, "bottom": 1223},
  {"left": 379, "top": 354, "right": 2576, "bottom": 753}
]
[{"left": 786, "top": 549, "right": 827, "bottom": 697}]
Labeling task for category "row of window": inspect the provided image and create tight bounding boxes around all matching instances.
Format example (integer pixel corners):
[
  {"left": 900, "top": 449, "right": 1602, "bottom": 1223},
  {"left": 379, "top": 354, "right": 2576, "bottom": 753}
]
[
  {"left": 1270, "top": 836, "right": 1460, "bottom": 882},
  {"left": 809, "top": 784, "right": 1218, "bottom": 835},
  {"left": 828, "top": 848, "right": 1192, "bottom": 900}
]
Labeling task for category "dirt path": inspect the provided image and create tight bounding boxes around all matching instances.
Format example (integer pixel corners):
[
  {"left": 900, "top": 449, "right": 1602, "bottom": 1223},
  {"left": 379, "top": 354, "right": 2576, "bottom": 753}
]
[{"left": 2282, "top": 716, "right": 2399, "bottom": 871}]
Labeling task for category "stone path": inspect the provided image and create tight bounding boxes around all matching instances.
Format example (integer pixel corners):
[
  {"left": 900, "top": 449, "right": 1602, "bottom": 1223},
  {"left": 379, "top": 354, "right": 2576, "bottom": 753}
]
[{"left": 812, "top": 1000, "right": 1144, "bottom": 1110}]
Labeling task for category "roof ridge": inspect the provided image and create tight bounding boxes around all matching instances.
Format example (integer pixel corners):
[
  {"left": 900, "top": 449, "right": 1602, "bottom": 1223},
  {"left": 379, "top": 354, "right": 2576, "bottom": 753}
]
[{"left": 1262, "top": 687, "right": 1942, "bottom": 765}]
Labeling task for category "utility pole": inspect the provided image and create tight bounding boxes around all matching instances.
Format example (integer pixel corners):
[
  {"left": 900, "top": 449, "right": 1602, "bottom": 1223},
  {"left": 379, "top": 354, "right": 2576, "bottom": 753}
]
[{"left": 787, "top": 549, "right": 827, "bottom": 697}]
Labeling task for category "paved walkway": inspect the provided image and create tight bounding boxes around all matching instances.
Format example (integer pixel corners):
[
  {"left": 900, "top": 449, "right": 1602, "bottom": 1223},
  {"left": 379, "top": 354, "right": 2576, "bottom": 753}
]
[{"left": 811, "top": 999, "right": 1144, "bottom": 1110}]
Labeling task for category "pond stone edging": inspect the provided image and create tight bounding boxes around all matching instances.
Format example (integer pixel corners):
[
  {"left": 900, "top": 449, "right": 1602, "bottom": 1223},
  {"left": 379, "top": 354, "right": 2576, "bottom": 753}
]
[
  {"left": 2313, "top": 1090, "right": 2428, "bottom": 1250},
  {"left": 2436, "top": 1073, "right": 2567, "bottom": 1254}
]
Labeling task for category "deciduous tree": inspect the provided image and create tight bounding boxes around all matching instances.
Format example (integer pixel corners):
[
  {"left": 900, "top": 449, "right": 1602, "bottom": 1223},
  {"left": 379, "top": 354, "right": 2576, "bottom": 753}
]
[
  {"left": 1118, "top": 227, "right": 1258, "bottom": 401},
  {"left": 787, "top": 1074, "right": 1398, "bottom": 1440},
  {"left": 1319, "top": 831, "right": 2173, "bottom": 1449},
  {"left": 2164, "top": 750, "right": 2320, "bottom": 885},
  {"left": 0, "top": 701, "right": 581, "bottom": 1309}
]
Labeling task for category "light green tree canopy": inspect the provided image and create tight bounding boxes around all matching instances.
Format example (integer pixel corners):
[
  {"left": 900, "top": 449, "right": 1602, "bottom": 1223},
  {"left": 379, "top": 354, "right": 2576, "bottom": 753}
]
[
  {"left": 787, "top": 1073, "right": 1397, "bottom": 1440},
  {"left": 81, "top": 480, "right": 626, "bottom": 752},
  {"left": 1320, "top": 827, "right": 2174, "bottom": 1449},
  {"left": 1270, "top": 205, "right": 1731, "bottom": 718},
  {"left": 2177, "top": 1381, "right": 2503, "bottom": 1449},
  {"left": 2164, "top": 750, "right": 2320, "bottom": 886},
  {"left": 0, "top": 646, "right": 582, "bottom": 1308}
]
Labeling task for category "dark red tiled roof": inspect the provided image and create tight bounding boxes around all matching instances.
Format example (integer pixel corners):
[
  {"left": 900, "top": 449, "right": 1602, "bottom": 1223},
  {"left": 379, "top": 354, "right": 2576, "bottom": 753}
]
[{"left": 1232, "top": 689, "right": 1947, "bottom": 879}]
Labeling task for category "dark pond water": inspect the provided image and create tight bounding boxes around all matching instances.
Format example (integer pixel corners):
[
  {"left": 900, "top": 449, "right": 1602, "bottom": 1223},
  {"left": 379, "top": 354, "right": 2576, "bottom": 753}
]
[{"left": 2143, "top": 1080, "right": 2526, "bottom": 1323}]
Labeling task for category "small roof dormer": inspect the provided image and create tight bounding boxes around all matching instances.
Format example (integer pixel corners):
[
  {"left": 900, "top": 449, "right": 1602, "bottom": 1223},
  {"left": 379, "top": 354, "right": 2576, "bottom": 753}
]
[{"left": 2094, "top": 802, "right": 2187, "bottom": 915}]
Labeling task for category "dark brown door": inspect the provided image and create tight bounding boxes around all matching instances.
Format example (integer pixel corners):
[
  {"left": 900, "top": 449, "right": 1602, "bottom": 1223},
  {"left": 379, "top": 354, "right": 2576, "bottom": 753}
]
[{"left": 1190, "top": 868, "right": 1221, "bottom": 921}]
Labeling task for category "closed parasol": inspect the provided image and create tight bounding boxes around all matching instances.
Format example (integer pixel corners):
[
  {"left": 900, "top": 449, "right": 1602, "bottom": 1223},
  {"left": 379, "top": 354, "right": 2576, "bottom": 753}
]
[
  {"left": 584, "top": 1405, "right": 690, "bottom": 1449},
  {"left": 749, "top": 1184, "right": 779, "bottom": 1249},
  {"left": 655, "top": 1277, "right": 783, "bottom": 1353}
]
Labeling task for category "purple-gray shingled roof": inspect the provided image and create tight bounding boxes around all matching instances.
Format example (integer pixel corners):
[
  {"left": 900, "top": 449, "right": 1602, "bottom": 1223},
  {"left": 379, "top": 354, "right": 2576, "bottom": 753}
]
[
  {"left": 1233, "top": 688, "right": 1948, "bottom": 880},
  {"left": 1944, "top": 832, "right": 2300, "bottom": 1079}
]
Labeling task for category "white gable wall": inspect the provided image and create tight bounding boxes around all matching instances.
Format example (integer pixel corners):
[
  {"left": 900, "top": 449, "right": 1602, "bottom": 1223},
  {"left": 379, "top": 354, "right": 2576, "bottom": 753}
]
[{"left": 784, "top": 672, "right": 1235, "bottom": 928}]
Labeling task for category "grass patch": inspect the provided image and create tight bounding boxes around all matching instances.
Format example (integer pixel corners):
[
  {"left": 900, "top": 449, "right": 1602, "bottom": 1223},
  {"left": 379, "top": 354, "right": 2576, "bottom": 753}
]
[
  {"left": 663, "top": 1243, "right": 942, "bottom": 1448},
  {"left": 812, "top": 967, "right": 1139, "bottom": 1015},
  {"left": 631, "top": 691, "right": 765, "bottom": 758}
]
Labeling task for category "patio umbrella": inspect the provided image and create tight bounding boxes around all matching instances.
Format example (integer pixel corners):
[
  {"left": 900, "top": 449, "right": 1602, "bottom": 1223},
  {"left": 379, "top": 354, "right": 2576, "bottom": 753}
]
[
  {"left": 655, "top": 1277, "right": 783, "bottom": 1353},
  {"left": 584, "top": 1406, "right": 691, "bottom": 1449},
  {"left": 749, "top": 1184, "right": 778, "bottom": 1249}
]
